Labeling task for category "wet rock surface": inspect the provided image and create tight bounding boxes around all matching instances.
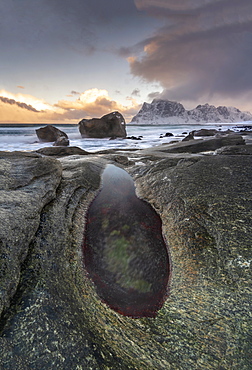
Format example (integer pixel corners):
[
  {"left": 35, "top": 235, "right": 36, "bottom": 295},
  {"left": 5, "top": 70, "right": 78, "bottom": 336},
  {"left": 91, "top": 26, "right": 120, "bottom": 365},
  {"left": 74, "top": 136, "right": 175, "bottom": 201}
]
[
  {"left": 83, "top": 164, "right": 170, "bottom": 318},
  {"left": 0, "top": 134, "right": 251, "bottom": 369}
]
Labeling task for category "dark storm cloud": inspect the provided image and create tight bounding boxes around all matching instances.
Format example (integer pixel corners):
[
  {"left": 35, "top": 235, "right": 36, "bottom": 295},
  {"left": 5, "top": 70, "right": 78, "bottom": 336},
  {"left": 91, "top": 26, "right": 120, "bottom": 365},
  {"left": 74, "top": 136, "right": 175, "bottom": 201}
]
[
  {"left": 131, "top": 0, "right": 252, "bottom": 103},
  {"left": 0, "top": 96, "right": 39, "bottom": 112},
  {"left": 0, "top": 0, "right": 138, "bottom": 51}
]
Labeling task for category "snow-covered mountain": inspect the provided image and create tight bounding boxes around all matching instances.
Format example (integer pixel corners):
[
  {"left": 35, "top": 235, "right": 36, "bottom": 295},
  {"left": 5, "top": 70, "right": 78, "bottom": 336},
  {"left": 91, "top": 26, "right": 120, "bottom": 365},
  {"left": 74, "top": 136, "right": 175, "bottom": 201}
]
[{"left": 131, "top": 99, "right": 252, "bottom": 124}]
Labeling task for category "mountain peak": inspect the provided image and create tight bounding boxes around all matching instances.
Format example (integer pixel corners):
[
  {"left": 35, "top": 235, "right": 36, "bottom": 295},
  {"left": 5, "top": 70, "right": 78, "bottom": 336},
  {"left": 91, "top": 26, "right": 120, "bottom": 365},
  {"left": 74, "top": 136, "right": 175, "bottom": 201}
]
[{"left": 131, "top": 99, "right": 252, "bottom": 124}]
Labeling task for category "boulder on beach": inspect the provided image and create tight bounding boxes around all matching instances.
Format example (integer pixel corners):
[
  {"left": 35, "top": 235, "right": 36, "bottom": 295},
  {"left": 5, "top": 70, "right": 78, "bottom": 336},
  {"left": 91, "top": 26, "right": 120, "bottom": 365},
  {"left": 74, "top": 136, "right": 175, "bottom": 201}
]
[
  {"left": 126, "top": 135, "right": 142, "bottom": 140},
  {"left": 36, "top": 146, "right": 89, "bottom": 156},
  {"left": 78, "top": 111, "right": 127, "bottom": 138},
  {"left": 160, "top": 132, "right": 174, "bottom": 138},
  {"left": 36, "top": 125, "right": 69, "bottom": 146},
  {"left": 0, "top": 134, "right": 251, "bottom": 369},
  {"left": 53, "top": 136, "right": 69, "bottom": 147},
  {"left": 182, "top": 131, "right": 195, "bottom": 141}
]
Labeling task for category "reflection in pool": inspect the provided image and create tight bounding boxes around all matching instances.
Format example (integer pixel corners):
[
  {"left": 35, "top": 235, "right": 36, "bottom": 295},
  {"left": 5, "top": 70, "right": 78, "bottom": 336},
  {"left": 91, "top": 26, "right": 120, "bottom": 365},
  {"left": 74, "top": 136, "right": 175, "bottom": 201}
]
[{"left": 83, "top": 164, "right": 170, "bottom": 318}]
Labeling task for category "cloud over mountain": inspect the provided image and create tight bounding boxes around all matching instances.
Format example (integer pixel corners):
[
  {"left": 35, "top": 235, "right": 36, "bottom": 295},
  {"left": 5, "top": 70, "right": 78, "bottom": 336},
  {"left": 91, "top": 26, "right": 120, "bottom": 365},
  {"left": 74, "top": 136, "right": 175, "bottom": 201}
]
[{"left": 130, "top": 0, "right": 252, "bottom": 108}]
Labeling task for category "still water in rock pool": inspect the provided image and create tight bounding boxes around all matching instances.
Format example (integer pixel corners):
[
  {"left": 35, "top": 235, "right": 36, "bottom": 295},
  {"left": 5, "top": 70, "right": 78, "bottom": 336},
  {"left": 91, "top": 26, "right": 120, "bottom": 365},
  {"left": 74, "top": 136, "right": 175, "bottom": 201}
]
[{"left": 82, "top": 164, "right": 170, "bottom": 318}]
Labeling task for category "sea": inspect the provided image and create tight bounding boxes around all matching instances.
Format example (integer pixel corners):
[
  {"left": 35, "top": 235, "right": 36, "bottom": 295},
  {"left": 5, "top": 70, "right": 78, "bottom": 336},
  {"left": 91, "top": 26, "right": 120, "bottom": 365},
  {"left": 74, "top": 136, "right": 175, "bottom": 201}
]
[{"left": 0, "top": 122, "right": 251, "bottom": 153}]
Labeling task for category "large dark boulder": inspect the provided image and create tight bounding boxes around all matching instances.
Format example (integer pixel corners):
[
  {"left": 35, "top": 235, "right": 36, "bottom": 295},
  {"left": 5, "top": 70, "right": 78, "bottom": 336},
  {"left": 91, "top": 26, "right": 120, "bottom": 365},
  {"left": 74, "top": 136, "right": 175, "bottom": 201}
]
[
  {"left": 78, "top": 111, "right": 127, "bottom": 138},
  {"left": 36, "top": 125, "right": 69, "bottom": 146}
]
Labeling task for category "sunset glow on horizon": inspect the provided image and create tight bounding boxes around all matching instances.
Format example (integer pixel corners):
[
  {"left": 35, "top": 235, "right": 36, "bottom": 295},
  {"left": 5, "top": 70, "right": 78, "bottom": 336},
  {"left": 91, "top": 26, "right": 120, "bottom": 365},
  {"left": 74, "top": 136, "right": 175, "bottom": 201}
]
[{"left": 0, "top": 88, "right": 142, "bottom": 124}]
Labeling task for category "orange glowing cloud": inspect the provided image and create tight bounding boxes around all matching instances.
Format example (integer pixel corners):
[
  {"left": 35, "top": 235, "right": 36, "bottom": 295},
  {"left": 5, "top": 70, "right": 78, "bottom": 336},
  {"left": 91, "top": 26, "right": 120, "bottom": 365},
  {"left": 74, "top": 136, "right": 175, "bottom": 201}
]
[
  {"left": 56, "top": 88, "right": 141, "bottom": 121},
  {"left": 0, "top": 89, "right": 65, "bottom": 123},
  {"left": 0, "top": 88, "right": 141, "bottom": 123},
  {"left": 0, "top": 90, "right": 54, "bottom": 112}
]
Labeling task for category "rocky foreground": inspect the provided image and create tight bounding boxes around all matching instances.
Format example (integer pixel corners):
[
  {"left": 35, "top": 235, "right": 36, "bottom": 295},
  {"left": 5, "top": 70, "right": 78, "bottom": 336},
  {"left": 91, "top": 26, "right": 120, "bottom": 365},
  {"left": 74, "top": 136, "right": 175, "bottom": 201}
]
[{"left": 0, "top": 132, "right": 251, "bottom": 369}]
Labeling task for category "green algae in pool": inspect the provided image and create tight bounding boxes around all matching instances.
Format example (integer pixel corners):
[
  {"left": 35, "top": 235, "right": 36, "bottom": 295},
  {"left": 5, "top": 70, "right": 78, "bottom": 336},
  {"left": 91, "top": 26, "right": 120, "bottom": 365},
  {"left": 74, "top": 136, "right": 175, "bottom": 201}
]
[{"left": 82, "top": 164, "right": 170, "bottom": 318}]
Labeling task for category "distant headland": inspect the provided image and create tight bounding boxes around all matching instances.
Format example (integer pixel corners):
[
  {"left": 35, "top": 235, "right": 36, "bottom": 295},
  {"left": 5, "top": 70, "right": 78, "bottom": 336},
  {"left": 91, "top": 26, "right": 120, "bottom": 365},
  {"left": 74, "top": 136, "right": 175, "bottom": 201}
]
[{"left": 131, "top": 99, "right": 252, "bottom": 124}]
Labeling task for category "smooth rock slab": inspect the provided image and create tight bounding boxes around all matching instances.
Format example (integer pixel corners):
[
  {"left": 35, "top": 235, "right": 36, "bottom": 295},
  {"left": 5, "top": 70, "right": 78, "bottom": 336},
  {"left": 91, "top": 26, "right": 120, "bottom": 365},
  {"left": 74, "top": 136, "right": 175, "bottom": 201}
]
[
  {"left": 0, "top": 151, "right": 251, "bottom": 369},
  {"left": 0, "top": 152, "right": 62, "bottom": 316}
]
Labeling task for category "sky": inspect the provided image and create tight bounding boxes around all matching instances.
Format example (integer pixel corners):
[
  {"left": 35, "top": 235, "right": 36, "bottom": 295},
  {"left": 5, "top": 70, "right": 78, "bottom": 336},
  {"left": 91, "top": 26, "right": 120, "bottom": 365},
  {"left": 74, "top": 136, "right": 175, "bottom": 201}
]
[{"left": 1, "top": 0, "right": 252, "bottom": 123}]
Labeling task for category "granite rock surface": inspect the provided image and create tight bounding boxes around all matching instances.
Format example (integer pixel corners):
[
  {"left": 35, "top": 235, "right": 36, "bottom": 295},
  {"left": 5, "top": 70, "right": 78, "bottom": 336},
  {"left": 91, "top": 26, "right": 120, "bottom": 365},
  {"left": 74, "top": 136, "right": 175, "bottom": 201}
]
[{"left": 0, "top": 135, "right": 251, "bottom": 369}]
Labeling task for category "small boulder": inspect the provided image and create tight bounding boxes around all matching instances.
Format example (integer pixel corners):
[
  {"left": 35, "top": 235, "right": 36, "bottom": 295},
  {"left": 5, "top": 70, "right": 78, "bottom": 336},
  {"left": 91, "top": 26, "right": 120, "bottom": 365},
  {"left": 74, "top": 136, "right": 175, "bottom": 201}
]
[
  {"left": 127, "top": 136, "right": 142, "bottom": 140},
  {"left": 164, "top": 132, "right": 174, "bottom": 137},
  {"left": 79, "top": 111, "right": 126, "bottom": 138},
  {"left": 36, "top": 125, "right": 69, "bottom": 143},
  {"left": 53, "top": 136, "right": 69, "bottom": 146},
  {"left": 182, "top": 131, "right": 195, "bottom": 141},
  {"left": 160, "top": 132, "right": 174, "bottom": 138}
]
